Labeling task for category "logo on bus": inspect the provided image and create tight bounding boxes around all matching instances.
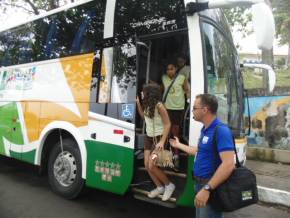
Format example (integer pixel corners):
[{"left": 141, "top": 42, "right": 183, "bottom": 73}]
[
  {"left": 0, "top": 67, "right": 36, "bottom": 91},
  {"left": 95, "top": 160, "right": 121, "bottom": 183}
]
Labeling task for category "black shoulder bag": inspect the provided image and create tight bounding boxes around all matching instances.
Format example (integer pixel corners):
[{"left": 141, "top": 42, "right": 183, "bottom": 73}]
[{"left": 209, "top": 125, "right": 259, "bottom": 212}]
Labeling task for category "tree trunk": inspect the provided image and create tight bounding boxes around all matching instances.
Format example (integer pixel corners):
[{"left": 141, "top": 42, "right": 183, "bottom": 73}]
[
  {"left": 260, "top": 0, "right": 274, "bottom": 95},
  {"left": 262, "top": 48, "right": 274, "bottom": 94},
  {"left": 286, "top": 43, "right": 290, "bottom": 68}
]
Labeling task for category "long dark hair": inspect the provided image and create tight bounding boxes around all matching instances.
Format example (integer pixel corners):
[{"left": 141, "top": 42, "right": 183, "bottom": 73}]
[{"left": 142, "top": 84, "right": 162, "bottom": 118}]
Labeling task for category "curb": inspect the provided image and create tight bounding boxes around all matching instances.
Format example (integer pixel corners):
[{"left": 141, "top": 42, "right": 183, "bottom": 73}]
[
  {"left": 258, "top": 186, "right": 290, "bottom": 208},
  {"left": 247, "top": 147, "right": 290, "bottom": 165}
]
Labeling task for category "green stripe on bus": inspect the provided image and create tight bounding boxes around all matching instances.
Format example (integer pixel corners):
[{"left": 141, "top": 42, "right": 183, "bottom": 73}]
[
  {"left": 0, "top": 102, "right": 24, "bottom": 157},
  {"left": 85, "top": 140, "right": 134, "bottom": 195},
  {"left": 22, "top": 149, "right": 36, "bottom": 164},
  {"left": 176, "top": 156, "right": 196, "bottom": 207}
]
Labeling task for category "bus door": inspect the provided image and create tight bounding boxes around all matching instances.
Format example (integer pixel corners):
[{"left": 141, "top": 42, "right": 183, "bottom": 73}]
[
  {"left": 133, "top": 32, "right": 193, "bottom": 204},
  {"left": 135, "top": 32, "right": 191, "bottom": 156},
  {"left": 87, "top": 42, "right": 137, "bottom": 195}
]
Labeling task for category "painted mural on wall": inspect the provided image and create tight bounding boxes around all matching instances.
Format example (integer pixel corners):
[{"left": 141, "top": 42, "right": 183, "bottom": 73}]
[{"left": 245, "top": 96, "right": 290, "bottom": 150}]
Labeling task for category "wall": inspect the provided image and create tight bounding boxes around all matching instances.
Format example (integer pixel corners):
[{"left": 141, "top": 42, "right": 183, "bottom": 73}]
[{"left": 245, "top": 95, "right": 290, "bottom": 150}]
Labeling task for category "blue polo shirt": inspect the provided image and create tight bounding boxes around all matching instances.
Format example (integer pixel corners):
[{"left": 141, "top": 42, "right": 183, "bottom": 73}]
[{"left": 193, "top": 118, "right": 234, "bottom": 179}]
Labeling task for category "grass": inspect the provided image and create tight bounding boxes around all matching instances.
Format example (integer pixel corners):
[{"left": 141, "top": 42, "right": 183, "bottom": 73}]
[
  {"left": 242, "top": 68, "right": 290, "bottom": 90},
  {"left": 275, "top": 69, "right": 290, "bottom": 87}
]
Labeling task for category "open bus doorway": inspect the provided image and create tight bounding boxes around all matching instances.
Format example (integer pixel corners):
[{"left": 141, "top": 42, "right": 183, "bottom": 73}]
[{"left": 133, "top": 31, "right": 191, "bottom": 204}]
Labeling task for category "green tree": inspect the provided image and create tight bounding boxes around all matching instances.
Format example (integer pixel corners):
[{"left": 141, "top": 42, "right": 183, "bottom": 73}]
[
  {"left": 225, "top": 2, "right": 275, "bottom": 93},
  {"left": 0, "top": 0, "right": 75, "bottom": 16},
  {"left": 273, "top": 0, "right": 290, "bottom": 67},
  {"left": 224, "top": 7, "right": 252, "bottom": 38}
]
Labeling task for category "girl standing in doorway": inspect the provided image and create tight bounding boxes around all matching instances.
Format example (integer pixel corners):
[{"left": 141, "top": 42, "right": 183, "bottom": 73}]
[
  {"left": 136, "top": 84, "right": 175, "bottom": 201},
  {"left": 162, "top": 63, "right": 190, "bottom": 169}
]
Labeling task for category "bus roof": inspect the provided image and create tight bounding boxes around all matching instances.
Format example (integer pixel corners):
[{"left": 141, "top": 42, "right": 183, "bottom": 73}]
[{"left": 0, "top": 0, "right": 94, "bottom": 33}]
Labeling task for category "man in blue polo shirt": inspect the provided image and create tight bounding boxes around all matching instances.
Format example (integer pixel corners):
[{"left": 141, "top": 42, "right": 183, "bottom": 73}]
[{"left": 170, "top": 94, "right": 235, "bottom": 218}]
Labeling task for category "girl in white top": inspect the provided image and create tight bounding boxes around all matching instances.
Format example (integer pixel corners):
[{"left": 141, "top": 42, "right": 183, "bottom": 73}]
[{"left": 136, "top": 84, "right": 175, "bottom": 201}]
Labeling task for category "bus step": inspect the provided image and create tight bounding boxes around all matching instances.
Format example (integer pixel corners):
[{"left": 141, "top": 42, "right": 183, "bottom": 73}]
[
  {"left": 132, "top": 188, "right": 176, "bottom": 208},
  {"left": 138, "top": 167, "right": 187, "bottom": 178},
  {"left": 130, "top": 180, "right": 152, "bottom": 187}
]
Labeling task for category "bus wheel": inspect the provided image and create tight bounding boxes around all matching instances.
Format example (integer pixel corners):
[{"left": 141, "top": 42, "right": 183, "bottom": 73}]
[{"left": 48, "top": 139, "right": 84, "bottom": 199}]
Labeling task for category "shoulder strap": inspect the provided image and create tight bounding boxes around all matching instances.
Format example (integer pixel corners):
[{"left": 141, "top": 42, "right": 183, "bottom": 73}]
[
  {"left": 212, "top": 125, "right": 241, "bottom": 170},
  {"left": 162, "top": 74, "right": 179, "bottom": 103}
]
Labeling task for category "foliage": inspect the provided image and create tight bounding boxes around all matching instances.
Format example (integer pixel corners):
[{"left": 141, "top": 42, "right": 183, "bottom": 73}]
[
  {"left": 0, "top": 0, "right": 75, "bottom": 16},
  {"left": 273, "top": 0, "right": 290, "bottom": 46},
  {"left": 224, "top": 7, "right": 252, "bottom": 37}
]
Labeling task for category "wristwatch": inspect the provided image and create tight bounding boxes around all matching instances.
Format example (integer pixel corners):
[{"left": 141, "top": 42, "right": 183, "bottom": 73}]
[{"left": 203, "top": 184, "right": 213, "bottom": 192}]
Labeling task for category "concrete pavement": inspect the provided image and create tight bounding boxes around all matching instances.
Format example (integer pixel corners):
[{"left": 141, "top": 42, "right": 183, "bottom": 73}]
[
  {"left": 0, "top": 156, "right": 290, "bottom": 218},
  {"left": 246, "top": 159, "right": 290, "bottom": 207}
]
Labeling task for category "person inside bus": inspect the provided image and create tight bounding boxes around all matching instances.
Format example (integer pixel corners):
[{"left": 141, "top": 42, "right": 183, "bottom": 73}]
[
  {"left": 162, "top": 63, "right": 190, "bottom": 169},
  {"left": 136, "top": 84, "right": 176, "bottom": 201},
  {"left": 176, "top": 54, "right": 190, "bottom": 82}
]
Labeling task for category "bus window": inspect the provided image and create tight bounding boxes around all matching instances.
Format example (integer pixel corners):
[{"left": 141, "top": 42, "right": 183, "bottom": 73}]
[
  {"left": 44, "top": 1, "right": 105, "bottom": 59},
  {"left": 115, "top": 0, "right": 187, "bottom": 38},
  {"left": 111, "top": 41, "right": 136, "bottom": 103},
  {"left": 98, "top": 47, "right": 114, "bottom": 103},
  {"left": 70, "top": 10, "right": 97, "bottom": 54},
  {"left": 202, "top": 22, "right": 241, "bottom": 130},
  {"left": 90, "top": 50, "right": 101, "bottom": 103},
  {"left": 18, "top": 26, "right": 34, "bottom": 64},
  {"left": 98, "top": 42, "right": 137, "bottom": 104},
  {"left": 30, "top": 19, "right": 50, "bottom": 62},
  {"left": 0, "top": 30, "right": 19, "bottom": 66},
  {"left": 44, "top": 18, "right": 59, "bottom": 59}
]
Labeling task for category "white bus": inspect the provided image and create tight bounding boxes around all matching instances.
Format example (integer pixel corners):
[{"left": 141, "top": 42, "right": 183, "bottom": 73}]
[{"left": 0, "top": 0, "right": 274, "bottom": 208}]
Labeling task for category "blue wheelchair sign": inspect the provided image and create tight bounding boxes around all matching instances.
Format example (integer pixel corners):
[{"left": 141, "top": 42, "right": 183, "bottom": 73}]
[{"left": 121, "top": 104, "right": 134, "bottom": 119}]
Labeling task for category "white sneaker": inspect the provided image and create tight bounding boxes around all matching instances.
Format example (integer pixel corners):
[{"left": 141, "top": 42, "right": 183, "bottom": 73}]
[
  {"left": 162, "top": 183, "right": 175, "bottom": 201},
  {"left": 148, "top": 186, "right": 164, "bottom": 198}
]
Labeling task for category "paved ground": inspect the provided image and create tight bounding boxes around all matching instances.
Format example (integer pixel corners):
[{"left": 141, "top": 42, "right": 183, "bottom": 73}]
[
  {"left": 246, "top": 159, "right": 290, "bottom": 192},
  {"left": 0, "top": 156, "right": 290, "bottom": 218}
]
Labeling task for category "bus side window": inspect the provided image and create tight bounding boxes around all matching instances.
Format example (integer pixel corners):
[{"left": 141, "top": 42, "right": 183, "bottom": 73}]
[
  {"left": 18, "top": 24, "right": 34, "bottom": 64},
  {"left": 70, "top": 10, "right": 97, "bottom": 54},
  {"left": 98, "top": 47, "right": 114, "bottom": 103},
  {"left": 93, "top": 41, "right": 137, "bottom": 122},
  {"left": 44, "top": 18, "right": 59, "bottom": 59},
  {"left": 0, "top": 31, "right": 13, "bottom": 66},
  {"left": 0, "top": 29, "right": 24, "bottom": 66},
  {"left": 202, "top": 22, "right": 240, "bottom": 130},
  {"left": 110, "top": 42, "right": 136, "bottom": 103},
  {"left": 90, "top": 50, "right": 107, "bottom": 115},
  {"left": 98, "top": 42, "right": 137, "bottom": 104}
]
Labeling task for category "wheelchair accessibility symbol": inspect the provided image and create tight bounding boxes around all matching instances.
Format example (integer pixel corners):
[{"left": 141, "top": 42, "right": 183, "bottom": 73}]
[{"left": 121, "top": 104, "right": 134, "bottom": 119}]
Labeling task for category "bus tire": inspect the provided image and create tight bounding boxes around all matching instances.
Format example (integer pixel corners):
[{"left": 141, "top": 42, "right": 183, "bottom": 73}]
[{"left": 48, "top": 138, "right": 84, "bottom": 199}]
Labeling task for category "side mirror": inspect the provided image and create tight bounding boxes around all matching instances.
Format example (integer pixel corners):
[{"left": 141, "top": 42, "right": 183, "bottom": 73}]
[
  {"left": 241, "top": 63, "right": 276, "bottom": 93},
  {"left": 251, "top": 3, "right": 275, "bottom": 50},
  {"left": 185, "top": 1, "right": 275, "bottom": 50}
]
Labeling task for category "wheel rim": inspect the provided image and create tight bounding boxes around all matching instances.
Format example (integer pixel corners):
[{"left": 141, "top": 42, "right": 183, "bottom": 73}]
[{"left": 53, "top": 151, "right": 77, "bottom": 187}]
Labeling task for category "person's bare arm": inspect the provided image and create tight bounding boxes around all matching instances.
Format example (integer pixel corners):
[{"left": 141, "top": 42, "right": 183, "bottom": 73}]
[
  {"left": 208, "top": 151, "right": 235, "bottom": 189},
  {"left": 169, "top": 137, "right": 197, "bottom": 155},
  {"left": 155, "top": 103, "right": 171, "bottom": 149},
  {"left": 194, "top": 151, "right": 235, "bottom": 208},
  {"left": 183, "top": 78, "right": 190, "bottom": 99}
]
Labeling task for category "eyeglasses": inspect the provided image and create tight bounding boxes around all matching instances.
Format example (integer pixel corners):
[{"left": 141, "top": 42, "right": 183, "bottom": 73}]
[{"left": 193, "top": 107, "right": 204, "bottom": 111}]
